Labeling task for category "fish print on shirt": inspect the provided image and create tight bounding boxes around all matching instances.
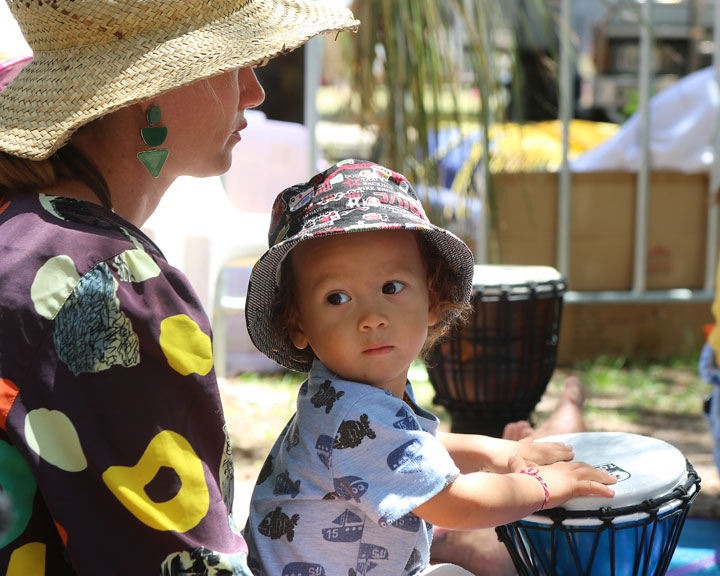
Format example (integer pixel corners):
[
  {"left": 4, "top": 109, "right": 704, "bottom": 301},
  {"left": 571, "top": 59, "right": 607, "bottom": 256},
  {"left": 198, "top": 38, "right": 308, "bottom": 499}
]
[
  {"left": 323, "top": 475, "right": 369, "bottom": 502},
  {"left": 378, "top": 511, "right": 422, "bottom": 532},
  {"left": 258, "top": 506, "right": 300, "bottom": 542},
  {"left": 274, "top": 471, "right": 301, "bottom": 499},
  {"left": 333, "top": 414, "right": 375, "bottom": 449},
  {"left": 311, "top": 380, "right": 345, "bottom": 414}
]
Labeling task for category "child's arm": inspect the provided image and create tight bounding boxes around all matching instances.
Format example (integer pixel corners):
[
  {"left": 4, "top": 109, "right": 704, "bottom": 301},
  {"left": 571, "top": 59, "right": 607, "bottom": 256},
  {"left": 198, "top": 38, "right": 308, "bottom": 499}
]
[
  {"left": 438, "top": 431, "right": 574, "bottom": 473},
  {"left": 413, "top": 454, "right": 616, "bottom": 530}
]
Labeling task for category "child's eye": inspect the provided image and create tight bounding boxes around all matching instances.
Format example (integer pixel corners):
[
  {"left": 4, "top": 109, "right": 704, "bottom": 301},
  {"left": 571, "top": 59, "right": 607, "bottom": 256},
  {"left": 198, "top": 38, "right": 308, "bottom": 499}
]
[
  {"left": 327, "top": 292, "right": 350, "bottom": 305},
  {"left": 382, "top": 281, "right": 405, "bottom": 295}
]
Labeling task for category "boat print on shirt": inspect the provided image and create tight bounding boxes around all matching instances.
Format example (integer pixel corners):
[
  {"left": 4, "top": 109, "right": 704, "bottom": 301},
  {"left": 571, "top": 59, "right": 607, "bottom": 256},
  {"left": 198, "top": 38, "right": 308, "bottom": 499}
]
[
  {"left": 311, "top": 380, "right": 345, "bottom": 414},
  {"left": 352, "top": 542, "right": 390, "bottom": 575},
  {"left": 316, "top": 434, "right": 333, "bottom": 468},
  {"left": 282, "top": 562, "right": 326, "bottom": 576},
  {"left": 258, "top": 506, "right": 300, "bottom": 542},
  {"left": 392, "top": 406, "right": 420, "bottom": 431},
  {"left": 387, "top": 439, "right": 424, "bottom": 473},
  {"left": 322, "top": 509, "right": 365, "bottom": 543},
  {"left": 334, "top": 414, "right": 376, "bottom": 449}
]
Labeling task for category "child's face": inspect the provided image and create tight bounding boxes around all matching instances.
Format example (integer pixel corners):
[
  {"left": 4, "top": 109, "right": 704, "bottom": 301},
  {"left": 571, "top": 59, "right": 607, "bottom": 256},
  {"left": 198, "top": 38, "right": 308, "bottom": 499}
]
[{"left": 288, "top": 229, "right": 438, "bottom": 397}]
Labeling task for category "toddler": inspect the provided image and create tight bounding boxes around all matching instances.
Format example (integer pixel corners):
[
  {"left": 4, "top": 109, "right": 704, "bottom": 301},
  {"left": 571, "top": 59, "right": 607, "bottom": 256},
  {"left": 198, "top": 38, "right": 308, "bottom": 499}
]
[{"left": 243, "top": 159, "right": 615, "bottom": 576}]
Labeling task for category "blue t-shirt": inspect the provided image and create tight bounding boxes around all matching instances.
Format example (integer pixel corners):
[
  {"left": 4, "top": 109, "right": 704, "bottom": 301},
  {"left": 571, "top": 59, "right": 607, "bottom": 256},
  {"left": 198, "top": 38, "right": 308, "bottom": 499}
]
[{"left": 244, "top": 361, "right": 459, "bottom": 576}]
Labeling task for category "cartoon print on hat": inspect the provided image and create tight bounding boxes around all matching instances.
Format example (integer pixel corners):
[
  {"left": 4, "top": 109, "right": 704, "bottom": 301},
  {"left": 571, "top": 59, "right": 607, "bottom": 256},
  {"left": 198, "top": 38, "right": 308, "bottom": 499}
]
[
  {"left": 245, "top": 159, "right": 475, "bottom": 373},
  {"left": 54, "top": 262, "right": 140, "bottom": 375}
]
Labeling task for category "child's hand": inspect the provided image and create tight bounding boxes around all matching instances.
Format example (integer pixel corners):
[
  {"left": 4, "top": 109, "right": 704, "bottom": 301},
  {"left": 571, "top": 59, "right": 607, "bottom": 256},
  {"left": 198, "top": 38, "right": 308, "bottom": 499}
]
[
  {"left": 509, "top": 454, "right": 616, "bottom": 510},
  {"left": 514, "top": 438, "right": 574, "bottom": 466}
]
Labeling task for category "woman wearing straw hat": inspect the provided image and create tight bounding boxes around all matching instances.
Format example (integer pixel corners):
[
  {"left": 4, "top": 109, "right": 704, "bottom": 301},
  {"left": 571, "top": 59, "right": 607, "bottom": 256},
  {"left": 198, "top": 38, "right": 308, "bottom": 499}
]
[{"left": 0, "top": 1, "right": 358, "bottom": 573}]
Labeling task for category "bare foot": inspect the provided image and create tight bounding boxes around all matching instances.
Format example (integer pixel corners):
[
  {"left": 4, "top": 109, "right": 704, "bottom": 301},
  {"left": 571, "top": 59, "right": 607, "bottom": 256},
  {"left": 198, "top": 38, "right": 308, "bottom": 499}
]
[
  {"left": 532, "top": 376, "right": 586, "bottom": 439},
  {"left": 502, "top": 420, "right": 533, "bottom": 441}
]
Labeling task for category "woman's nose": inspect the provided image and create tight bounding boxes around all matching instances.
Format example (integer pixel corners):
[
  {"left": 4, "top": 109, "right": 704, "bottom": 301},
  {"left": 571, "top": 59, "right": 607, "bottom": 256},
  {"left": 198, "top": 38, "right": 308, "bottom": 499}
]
[{"left": 239, "top": 67, "right": 266, "bottom": 110}]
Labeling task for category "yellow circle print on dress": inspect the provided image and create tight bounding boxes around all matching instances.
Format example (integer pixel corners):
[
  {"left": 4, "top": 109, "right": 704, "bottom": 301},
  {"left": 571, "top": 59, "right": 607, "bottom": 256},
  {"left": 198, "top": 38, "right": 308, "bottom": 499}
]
[
  {"left": 102, "top": 430, "right": 209, "bottom": 532},
  {"left": 159, "top": 314, "right": 213, "bottom": 376}
]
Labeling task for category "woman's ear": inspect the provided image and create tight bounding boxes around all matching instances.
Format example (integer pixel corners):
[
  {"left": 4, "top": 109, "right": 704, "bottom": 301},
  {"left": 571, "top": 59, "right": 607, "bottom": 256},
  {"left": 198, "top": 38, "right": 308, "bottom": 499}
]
[{"left": 288, "top": 307, "right": 309, "bottom": 350}]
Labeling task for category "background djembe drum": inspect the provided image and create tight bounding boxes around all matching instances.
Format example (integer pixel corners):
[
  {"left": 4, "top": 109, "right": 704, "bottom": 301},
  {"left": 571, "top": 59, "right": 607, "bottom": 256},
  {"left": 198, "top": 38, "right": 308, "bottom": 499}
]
[{"left": 427, "top": 265, "right": 567, "bottom": 436}]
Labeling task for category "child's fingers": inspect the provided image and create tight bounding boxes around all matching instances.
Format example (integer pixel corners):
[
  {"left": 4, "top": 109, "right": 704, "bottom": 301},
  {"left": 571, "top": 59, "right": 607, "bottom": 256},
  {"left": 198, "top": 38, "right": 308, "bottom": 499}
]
[
  {"left": 508, "top": 453, "right": 529, "bottom": 473},
  {"left": 574, "top": 479, "right": 616, "bottom": 498}
]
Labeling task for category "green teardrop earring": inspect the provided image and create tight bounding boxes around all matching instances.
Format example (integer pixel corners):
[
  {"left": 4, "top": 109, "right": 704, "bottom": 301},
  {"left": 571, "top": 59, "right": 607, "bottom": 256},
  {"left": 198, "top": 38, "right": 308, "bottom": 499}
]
[{"left": 137, "top": 104, "right": 169, "bottom": 178}]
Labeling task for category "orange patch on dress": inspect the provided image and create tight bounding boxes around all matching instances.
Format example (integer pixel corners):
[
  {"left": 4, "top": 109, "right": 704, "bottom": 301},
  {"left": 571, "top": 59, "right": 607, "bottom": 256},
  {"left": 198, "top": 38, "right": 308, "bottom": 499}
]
[
  {"left": 0, "top": 378, "right": 20, "bottom": 430},
  {"left": 0, "top": 194, "right": 10, "bottom": 216},
  {"left": 54, "top": 520, "right": 68, "bottom": 546}
]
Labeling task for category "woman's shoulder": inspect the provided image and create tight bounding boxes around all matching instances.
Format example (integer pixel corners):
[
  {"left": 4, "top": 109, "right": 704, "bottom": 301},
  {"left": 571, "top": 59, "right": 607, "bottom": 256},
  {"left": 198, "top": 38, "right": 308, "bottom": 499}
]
[{"left": 0, "top": 191, "right": 164, "bottom": 276}]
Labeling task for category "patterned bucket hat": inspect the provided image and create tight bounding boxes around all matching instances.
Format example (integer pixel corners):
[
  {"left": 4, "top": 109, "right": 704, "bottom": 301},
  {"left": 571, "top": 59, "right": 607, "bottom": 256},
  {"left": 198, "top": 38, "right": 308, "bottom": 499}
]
[
  {"left": 245, "top": 158, "right": 475, "bottom": 373},
  {"left": 0, "top": 0, "right": 359, "bottom": 160}
]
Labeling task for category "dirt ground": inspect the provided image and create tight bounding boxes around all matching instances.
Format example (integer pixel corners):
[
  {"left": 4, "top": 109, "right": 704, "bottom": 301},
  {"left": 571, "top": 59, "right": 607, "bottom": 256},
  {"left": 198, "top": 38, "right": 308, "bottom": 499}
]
[{"left": 221, "top": 369, "right": 720, "bottom": 521}]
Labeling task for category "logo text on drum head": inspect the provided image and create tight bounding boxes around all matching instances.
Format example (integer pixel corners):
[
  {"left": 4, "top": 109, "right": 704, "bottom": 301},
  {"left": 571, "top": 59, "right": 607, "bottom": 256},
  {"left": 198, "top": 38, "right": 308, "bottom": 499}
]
[{"left": 595, "top": 463, "right": 630, "bottom": 482}]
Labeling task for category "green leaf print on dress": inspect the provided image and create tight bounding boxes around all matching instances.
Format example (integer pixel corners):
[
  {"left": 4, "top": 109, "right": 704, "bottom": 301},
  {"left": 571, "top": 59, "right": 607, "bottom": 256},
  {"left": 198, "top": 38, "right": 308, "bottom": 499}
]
[{"left": 54, "top": 262, "right": 140, "bottom": 375}]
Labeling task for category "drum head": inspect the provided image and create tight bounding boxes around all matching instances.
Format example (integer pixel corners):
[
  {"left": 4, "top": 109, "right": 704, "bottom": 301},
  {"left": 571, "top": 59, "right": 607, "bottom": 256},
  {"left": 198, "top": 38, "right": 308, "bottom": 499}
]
[
  {"left": 472, "top": 265, "right": 562, "bottom": 287},
  {"left": 537, "top": 432, "right": 687, "bottom": 511}
]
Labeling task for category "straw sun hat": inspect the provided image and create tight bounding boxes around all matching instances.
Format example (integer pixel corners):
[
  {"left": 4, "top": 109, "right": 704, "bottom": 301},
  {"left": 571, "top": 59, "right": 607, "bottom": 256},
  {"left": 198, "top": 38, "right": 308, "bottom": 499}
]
[{"left": 0, "top": 0, "right": 359, "bottom": 160}]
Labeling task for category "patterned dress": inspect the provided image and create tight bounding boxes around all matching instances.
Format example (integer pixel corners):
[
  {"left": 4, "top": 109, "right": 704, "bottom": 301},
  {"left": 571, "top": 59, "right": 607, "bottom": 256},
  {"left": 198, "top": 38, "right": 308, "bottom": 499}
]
[
  {"left": 0, "top": 191, "right": 251, "bottom": 575},
  {"left": 245, "top": 361, "right": 459, "bottom": 576}
]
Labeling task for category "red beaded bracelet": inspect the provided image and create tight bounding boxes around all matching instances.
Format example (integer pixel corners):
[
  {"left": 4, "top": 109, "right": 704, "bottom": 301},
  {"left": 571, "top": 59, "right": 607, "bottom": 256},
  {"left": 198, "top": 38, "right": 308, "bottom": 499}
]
[{"left": 520, "top": 467, "right": 550, "bottom": 510}]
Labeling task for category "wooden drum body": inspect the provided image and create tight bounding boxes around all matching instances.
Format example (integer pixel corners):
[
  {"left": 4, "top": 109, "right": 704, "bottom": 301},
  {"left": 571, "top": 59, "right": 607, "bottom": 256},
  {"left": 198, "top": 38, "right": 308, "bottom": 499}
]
[{"left": 427, "top": 265, "right": 566, "bottom": 435}]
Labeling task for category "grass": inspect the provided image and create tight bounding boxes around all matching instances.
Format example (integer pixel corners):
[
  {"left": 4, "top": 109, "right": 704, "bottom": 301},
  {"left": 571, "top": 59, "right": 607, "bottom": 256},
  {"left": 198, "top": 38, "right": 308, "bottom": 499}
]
[
  {"left": 221, "top": 355, "right": 711, "bottom": 469},
  {"left": 562, "top": 355, "right": 708, "bottom": 424}
]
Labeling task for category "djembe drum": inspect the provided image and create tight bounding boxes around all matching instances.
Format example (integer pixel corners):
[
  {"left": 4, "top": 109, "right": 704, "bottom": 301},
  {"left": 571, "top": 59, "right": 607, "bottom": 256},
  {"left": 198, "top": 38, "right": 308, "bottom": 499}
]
[
  {"left": 496, "top": 432, "right": 701, "bottom": 576},
  {"left": 427, "top": 265, "right": 566, "bottom": 435}
]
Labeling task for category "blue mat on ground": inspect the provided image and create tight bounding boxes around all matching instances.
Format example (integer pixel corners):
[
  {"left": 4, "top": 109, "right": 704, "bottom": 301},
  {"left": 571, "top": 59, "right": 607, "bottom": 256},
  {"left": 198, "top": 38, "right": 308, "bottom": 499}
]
[{"left": 668, "top": 518, "right": 720, "bottom": 575}]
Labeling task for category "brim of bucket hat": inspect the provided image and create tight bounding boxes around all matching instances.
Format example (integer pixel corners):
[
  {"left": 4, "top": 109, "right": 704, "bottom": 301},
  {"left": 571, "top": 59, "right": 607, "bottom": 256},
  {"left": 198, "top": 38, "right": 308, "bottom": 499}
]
[
  {"left": 245, "top": 226, "right": 475, "bottom": 374},
  {"left": 0, "top": 0, "right": 358, "bottom": 160}
]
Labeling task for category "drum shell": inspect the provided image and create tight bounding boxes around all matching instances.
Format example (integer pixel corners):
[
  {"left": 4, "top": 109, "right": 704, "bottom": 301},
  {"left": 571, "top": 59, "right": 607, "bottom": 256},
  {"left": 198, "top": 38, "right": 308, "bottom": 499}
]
[
  {"left": 427, "top": 274, "right": 566, "bottom": 435},
  {"left": 496, "top": 460, "right": 701, "bottom": 576}
]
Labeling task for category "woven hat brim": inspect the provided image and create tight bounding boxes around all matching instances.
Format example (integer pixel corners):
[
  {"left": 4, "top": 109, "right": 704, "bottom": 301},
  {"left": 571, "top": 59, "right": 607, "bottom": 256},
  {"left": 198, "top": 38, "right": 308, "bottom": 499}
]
[
  {"left": 245, "top": 227, "right": 475, "bottom": 374},
  {"left": 0, "top": 0, "right": 359, "bottom": 160}
]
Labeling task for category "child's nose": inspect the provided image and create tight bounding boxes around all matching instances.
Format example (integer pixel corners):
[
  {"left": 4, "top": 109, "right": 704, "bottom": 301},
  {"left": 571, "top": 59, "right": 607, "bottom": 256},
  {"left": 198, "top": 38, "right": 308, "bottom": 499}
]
[{"left": 358, "top": 307, "right": 388, "bottom": 331}]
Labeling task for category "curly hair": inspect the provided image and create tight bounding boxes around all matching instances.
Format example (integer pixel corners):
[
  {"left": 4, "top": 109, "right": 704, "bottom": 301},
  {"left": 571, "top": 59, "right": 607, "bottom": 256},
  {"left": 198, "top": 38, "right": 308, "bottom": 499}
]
[{"left": 268, "top": 232, "right": 471, "bottom": 368}]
